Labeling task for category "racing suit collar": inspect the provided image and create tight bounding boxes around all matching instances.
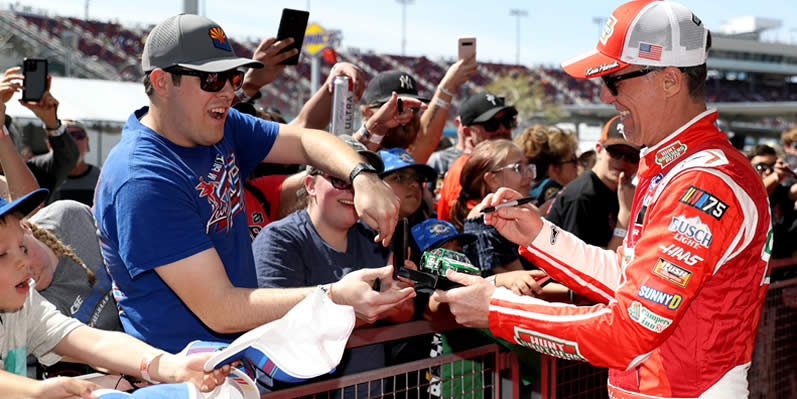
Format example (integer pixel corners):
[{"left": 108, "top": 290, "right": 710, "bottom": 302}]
[{"left": 637, "top": 109, "right": 720, "bottom": 179}]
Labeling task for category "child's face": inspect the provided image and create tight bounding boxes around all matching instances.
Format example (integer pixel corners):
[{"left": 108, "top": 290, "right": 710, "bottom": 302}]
[
  {"left": 0, "top": 215, "right": 33, "bottom": 311},
  {"left": 22, "top": 225, "right": 56, "bottom": 290}
]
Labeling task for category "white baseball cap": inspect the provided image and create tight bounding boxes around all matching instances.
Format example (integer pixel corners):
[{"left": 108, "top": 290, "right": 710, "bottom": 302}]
[{"left": 562, "top": 0, "right": 709, "bottom": 79}]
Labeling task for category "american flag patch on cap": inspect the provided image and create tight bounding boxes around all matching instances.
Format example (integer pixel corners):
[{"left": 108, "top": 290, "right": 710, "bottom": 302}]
[{"left": 639, "top": 43, "right": 663, "bottom": 61}]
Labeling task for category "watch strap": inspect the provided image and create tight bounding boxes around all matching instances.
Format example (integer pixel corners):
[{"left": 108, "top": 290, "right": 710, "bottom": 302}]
[{"left": 348, "top": 162, "right": 377, "bottom": 184}]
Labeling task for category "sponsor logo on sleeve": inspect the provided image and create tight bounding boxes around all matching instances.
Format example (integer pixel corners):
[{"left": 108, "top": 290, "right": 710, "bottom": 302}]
[
  {"left": 655, "top": 141, "right": 687, "bottom": 167},
  {"left": 652, "top": 258, "right": 693, "bottom": 288},
  {"left": 679, "top": 186, "right": 728, "bottom": 220},
  {"left": 668, "top": 215, "right": 712, "bottom": 249},
  {"left": 628, "top": 301, "right": 673, "bottom": 333},
  {"left": 550, "top": 225, "right": 560, "bottom": 245},
  {"left": 637, "top": 285, "right": 682, "bottom": 310},
  {"left": 514, "top": 327, "right": 585, "bottom": 361},
  {"left": 659, "top": 244, "right": 704, "bottom": 266}
]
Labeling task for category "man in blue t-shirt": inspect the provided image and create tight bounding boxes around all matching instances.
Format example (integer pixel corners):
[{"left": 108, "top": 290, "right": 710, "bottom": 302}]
[{"left": 94, "top": 14, "right": 416, "bottom": 353}]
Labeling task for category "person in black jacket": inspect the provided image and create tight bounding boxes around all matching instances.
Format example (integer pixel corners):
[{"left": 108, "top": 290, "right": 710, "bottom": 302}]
[{"left": 0, "top": 67, "right": 78, "bottom": 201}]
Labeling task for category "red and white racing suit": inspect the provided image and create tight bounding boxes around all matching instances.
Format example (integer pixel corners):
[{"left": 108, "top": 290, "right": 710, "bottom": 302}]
[{"left": 488, "top": 110, "right": 772, "bottom": 398}]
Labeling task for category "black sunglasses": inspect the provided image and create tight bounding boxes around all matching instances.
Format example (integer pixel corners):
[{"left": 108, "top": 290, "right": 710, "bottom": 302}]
[
  {"left": 555, "top": 156, "right": 578, "bottom": 165},
  {"left": 601, "top": 69, "right": 655, "bottom": 96},
  {"left": 68, "top": 129, "right": 87, "bottom": 140},
  {"left": 164, "top": 67, "right": 244, "bottom": 92},
  {"left": 475, "top": 115, "right": 518, "bottom": 132},
  {"left": 752, "top": 162, "right": 775, "bottom": 174},
  {"left": 606, "top": 146, "right": 640, "bottom": 164}
]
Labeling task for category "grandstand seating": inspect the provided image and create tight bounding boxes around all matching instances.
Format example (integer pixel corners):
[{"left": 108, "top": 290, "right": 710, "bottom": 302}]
[{"left": 10, "top": 9, "right": 797, "bottom": 119}]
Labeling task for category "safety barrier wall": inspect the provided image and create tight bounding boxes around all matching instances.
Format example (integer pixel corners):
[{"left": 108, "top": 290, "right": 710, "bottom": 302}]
[{"left": 260, "top": 267, "right": 796, "bottom": 398}]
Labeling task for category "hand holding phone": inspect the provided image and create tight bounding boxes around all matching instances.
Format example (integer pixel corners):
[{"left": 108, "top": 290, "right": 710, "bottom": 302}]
[
  {"left": 276, "top": 9, "right": 310, "bottom": 66},
  {"left": 391, "top": 218, "right": 409, "bottom": 280},
  {"left": 458, "top": 38, "right": 476, "bottom": 60},
  {"left": 22, "top": 58, "right": 48, "bottom": 102}
]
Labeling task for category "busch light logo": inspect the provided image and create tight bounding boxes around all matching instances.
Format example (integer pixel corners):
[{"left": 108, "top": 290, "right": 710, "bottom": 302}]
[{"left": 668, "top": 215, "right": 712, "bottom": 248}]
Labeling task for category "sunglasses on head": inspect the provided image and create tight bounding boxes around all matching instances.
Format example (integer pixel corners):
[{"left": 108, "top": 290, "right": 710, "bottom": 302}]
[
  {"left": 605, "top": 146, "right": 640, "bottom": 164},
  {"left": 475, "top": 115, "right": 517, "bottom": 132},
  {"left": 164, "top": 66, "right": 244, "bottom": 92}
]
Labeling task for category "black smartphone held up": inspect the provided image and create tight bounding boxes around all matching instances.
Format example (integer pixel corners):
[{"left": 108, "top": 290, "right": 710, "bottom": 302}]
[
  {"left": 22, "top": 58, "right": 48, "bottom": 102},
  {"left": 275, "top": 8, "right": 310, "bottom": 66},
  {"left": 391, "top": 218, "right": 409, "bottom": 280}
]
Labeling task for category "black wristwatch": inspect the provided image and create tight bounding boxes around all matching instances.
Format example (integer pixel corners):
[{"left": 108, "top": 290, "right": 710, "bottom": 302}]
[
  {"left": 348, "top": 162, "right": 377, "bottom": 184},
  {"left": 46, "top": 119, "right": 66, "bottom": 137}
]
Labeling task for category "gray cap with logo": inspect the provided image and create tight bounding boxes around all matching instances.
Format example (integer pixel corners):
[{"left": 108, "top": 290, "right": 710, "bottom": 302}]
[{"left": 142, "top": 14, "right": 263, "bottom": 73}]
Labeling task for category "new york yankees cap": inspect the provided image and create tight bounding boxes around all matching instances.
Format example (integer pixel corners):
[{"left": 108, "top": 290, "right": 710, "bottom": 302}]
[
  {"left": 361, "top": 70, "right": 430, "bottom": 106},
  {"left": 561, "top": 0, "right": 709, "bottom": 79},
  {"left": 458, "top": 92, "right": 517, "bottom": 127}
]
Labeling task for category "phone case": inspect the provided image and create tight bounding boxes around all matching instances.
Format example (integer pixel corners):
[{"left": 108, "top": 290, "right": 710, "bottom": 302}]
[
  {"left": 276, "top": 9, "right": 310, "bottom": 65},
  {"left": 458, "top": 38, "right": 476, "bottom": 60},
  {"left": 22, "top": 58, "right": 47, "bottom": 102}
]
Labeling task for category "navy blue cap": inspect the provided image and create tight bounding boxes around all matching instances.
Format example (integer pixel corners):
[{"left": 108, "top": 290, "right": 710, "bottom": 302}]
[
  {"left": 0, "top": 189, "right": 48, "bottom": 219},
  {"left": 378, "top": 148, "right": 436, "bottom": 182},
  {"left": 411, "top": 219, "right": 476, "bottom": 253}
]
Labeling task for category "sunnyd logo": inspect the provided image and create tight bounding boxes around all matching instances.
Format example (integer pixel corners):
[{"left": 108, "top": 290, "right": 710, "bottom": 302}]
[
  {"left": 628, "top": 301, "right": 672, "bottom": 333},
  {"left": 600, "top": 16, "right": 617, "bottom": 45},
  {"left": 668, "top": 215, "right": 712, "bottom": 249},
  {"left": 655, "top": 141, "right": 687, "bottom": 167},
  {"left": 514, "top": 327, "right": 585, "bottom": 361}
]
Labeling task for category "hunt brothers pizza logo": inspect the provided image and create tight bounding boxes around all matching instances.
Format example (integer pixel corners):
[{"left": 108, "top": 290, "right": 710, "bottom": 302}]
[
  {"left": 514, "top": 327, "right": 585, "bottom": 361},
  {"left": 655, "top": 141, "right": 687, "bottom": 167},
  {"left": 628, "top": 301, "right": 672, "bottom": 333}
]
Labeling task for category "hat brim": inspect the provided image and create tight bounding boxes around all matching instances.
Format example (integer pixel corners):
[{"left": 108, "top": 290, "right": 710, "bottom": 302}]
[
  {"left": 0, "top": 189, "right": 48, "bottom": 219},
  {"left": 470, "top": 106, "right": 518, "bottom": 125},
  {"left": 428, "top": 232, "right": 476, "bottom": 251},
  {"left": 177, "top": 57, "right": 263, "bottom": 72},
  {"left": 561, "top": 48, "right": 629, "bottom": 79},
  {"left": 602, "top": 138, "right": 640, "bottom": 151},
  {"left": 380, "top": 164, "right": 437, "bottom": 183},
  {"left": 366, "top": 94, "right": 431, "bottom": 107},
  {"left": 359, "top": 151, "right": 385, "bottom": 173}
]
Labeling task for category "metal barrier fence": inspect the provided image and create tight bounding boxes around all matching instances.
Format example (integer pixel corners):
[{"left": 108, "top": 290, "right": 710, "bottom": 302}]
[
  {"left": 260, "top": 268, "right": 796, "bottom": 399},
  {"left": 748, "top": 276, "right": 797, "bottom": 399}
]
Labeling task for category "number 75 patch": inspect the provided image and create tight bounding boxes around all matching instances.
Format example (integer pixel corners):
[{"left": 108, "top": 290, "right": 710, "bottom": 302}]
[{"left": 679, "top": 186, "right": 728, "bottom": 220}]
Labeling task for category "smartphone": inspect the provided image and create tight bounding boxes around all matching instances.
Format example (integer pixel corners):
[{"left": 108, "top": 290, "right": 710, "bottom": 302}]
[
  {"left": 391, "top": 218, "right": 409, "bottom": 280},
  {"left": 275, "top": 8, "right": 310, "bottom": 65},
  {"left": 22, "top": 58, "right": 48, "bottom": 102},
  {"left": 458, "top": 37, "right": 476, "bottom": 60}
]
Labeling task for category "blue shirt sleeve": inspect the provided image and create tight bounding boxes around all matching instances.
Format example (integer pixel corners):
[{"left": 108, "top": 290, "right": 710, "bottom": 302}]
[{"left": 225, "top": 108, "right": 279, "bottom": 176}]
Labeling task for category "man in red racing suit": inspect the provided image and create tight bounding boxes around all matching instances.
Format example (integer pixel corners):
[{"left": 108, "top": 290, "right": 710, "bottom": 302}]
[{"left": 432, "top": 1, "right": 772, "bottom": 398}]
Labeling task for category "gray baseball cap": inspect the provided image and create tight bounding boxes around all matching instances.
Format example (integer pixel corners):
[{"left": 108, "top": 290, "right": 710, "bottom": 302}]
[{"left": 142, "top": 14, "right": 263, "bottom": 73}]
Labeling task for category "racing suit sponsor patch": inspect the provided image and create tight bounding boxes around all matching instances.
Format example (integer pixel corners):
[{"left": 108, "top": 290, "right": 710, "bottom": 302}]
[
  {"left": 655, "top": 141, "right": 687, "bottom": 167},
  {"left": 658, "top": 244, "right": 704, "bottom": 266},
  {"left": 668, "top": 215, "right": 712, "bottom": 249},
  {"left": 638, "top": 285, "right": 682, "bottom": 310},
  {"left": 628, "top": 301, "right": 672, "bottom": 333},
  {"left": 679, "top": 186, "right": 728, "bottom": 220},
  {"left": 652, "top": 258, "right": 693, "bottom": 288},
  {"left": 514, "top": 327, "right": 585, "bottom": 361}
]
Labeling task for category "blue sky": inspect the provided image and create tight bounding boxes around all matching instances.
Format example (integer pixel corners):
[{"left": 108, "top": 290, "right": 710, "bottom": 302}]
[{"left": 14, "top": 0, "right": 797, "bottom": 66}]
